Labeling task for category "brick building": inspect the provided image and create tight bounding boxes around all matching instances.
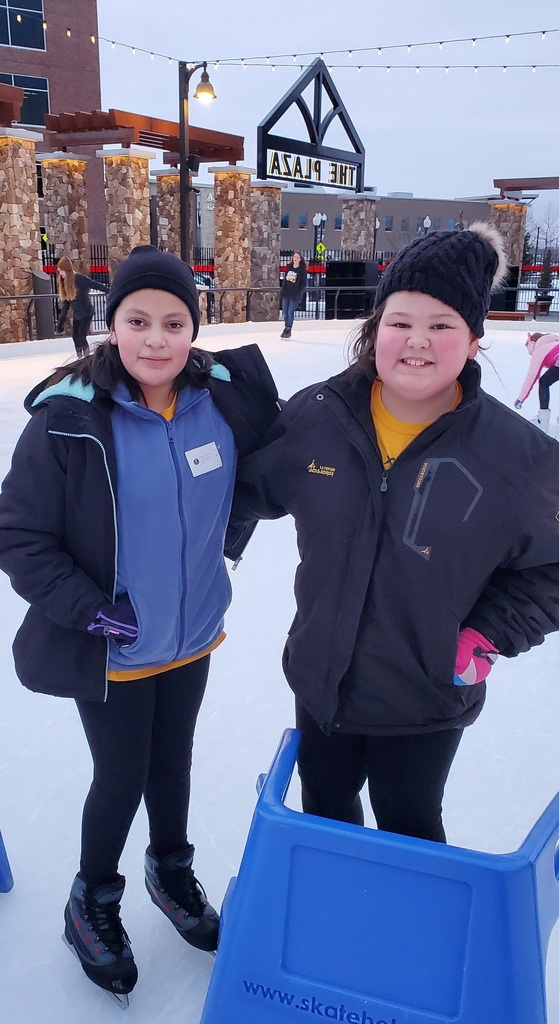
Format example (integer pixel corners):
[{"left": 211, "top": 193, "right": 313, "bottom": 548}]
[{"left": 0, "top": 0, "right": 106, "bottom": 242}]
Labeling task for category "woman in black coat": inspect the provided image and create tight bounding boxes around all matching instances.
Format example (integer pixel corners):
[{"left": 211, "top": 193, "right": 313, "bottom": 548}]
[{"left": 56, "top": 255, "right": 109, "bottom": 357}]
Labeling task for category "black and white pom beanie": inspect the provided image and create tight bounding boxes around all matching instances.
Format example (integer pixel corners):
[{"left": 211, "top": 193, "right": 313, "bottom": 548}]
[{"left": 374, "top": 222, "right": 508, "bottom": 337}]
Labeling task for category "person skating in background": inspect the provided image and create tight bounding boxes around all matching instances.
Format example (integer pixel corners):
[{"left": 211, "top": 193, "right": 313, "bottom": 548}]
[
  {"left": 0, "top": 246, "right": 279, "bottom": 1006},
  {"left": 514, "top": 331, "right": 559, "bottom": 432},
  {"left": 232, "top": 223, "right": 559, "bottom": 845},
  {"left": 279, "top": 250, "right": 307, "bottom": 339},
  {"left": 55, "top": 256, "right": 109, "bottom": 357}
]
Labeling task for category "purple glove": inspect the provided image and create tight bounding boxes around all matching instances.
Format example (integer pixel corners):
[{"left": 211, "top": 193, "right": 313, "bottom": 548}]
[
  {"left": 87, "top": 593, "right": 138, "bottom": 647},
  {"left": 453, "top": 627, "right": 498, "bottom": 686}
]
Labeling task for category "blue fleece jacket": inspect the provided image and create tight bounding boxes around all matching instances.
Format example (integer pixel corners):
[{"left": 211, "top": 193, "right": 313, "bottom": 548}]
[{"left": 108, "top": 381, "right": 236, "bottom": 671}]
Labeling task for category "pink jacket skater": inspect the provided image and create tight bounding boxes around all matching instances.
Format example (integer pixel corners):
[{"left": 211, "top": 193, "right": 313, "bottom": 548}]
[{"left": 515, "top": 332, "right": 559, "bottom": 432}]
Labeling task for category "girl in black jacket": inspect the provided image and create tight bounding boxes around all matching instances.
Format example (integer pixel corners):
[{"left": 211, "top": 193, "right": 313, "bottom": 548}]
[
  {"left": 233, "top": 223, "right": 559, "bottom": 845},
  {"left": 56, "top": 255, "right": 109, "bottom": 357},
  {"left": 279, "top": 250, "right": 307, "bottom": 339}
]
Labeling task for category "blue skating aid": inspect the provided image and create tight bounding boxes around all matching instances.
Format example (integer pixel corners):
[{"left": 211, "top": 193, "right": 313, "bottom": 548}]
[
  {"left": 0, "top": 831, "right": 13, "bottom": 892},
  {"left": 201, "top": 728, "right": 559, "bottom": 1024}
]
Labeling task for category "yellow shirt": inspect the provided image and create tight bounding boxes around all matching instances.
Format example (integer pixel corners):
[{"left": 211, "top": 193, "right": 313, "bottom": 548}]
[
  {"left": 108, "top": 394, "right": 226, "bottom": 682},
  {"left": 371, "top": 379, "right": 462, "bottom": 470}
]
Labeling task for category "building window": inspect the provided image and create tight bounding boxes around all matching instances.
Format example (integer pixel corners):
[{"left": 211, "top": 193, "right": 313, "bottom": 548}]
[
  {"left": 334, "top": 214, "right": 342, "bottom": 230},
  {"left": 400, "top": 217, "right": 409, "bottom": 233},
  {"left": 447, "top": 218, "right": 455, "bottom": 230},
  {"left": 432, "top": 217, "right": 441, "bottom": 230},
  {"left": 384, "top": 215, "right": 393, "bottom": 231},
  {"left": 0, "top": 71, "right": 48, "bottom": 125},
  {"left": 281, "top": 212, "right": 290, "bottom": 229},
  {"left": 298, "top": 212, "right": 307, "bottom": 229},
  {"left": 0, "top": 1, "right": 46, "bottom": 51}
]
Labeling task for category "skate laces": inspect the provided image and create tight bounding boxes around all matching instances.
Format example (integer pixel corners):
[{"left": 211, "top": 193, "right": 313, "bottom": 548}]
[
  {"left": 161, "top": 863, "right": 206, "bottom": 918},
  {"left": 86, "top": 899, "right": 129, "bottom": 955}
]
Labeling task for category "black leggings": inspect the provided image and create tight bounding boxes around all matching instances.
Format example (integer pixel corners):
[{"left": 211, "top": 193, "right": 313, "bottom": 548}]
[
  {"left": 538, "top": 366, "right": 559, "bottom": 409},
  {"left": 72, "top": 316, "right": 92, "bottom": 355},
  {"left": 295, "top": 703, "right": 463, "bottom": 843},
  {"left": 75, "top": 657, "right": 210, "bottom": 888}
]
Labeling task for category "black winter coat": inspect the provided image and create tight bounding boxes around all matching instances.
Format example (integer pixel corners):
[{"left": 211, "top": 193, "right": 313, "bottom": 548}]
[
  {"left": 233, "top": 359, "right": 559, "bottom": 736},
  {"left": 57, "top": 274, "right": 109, "bottom": 328},
  {"left": 0, "top": 344, "right": 279, "bottom": 702},
  {"left": 280, "top": 263, "right": 307, "bottom": 304}
]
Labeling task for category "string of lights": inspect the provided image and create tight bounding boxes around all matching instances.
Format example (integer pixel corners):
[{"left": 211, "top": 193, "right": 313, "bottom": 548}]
[{"left": 10, "top": 16, "right": 559, "bottom": 72}]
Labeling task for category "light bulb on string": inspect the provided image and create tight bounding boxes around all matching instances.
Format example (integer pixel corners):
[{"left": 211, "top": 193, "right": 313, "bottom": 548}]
[
  {"left": 66, "top": 28, "right": 71, "bottom": 37},
  {"left": 16, "top": 13, "right": 21, "bottom": 21},
  {"left": 90, "top": 35, "right": 96, "bottom": 44},
  {"left": 471, "top": 38, "right": 476, "bottom": 46},
  {"left": 505, "top": 35, "right": 510, "bottom": 43},
  {"left": 377, "top": 48, "right": 382, "bottom": 56},
  {"left": 541, "top": 31, "right": 546, "bottom": 40},
  {"left": 111, "top": 41, "right": 115, "bottom": 49}
]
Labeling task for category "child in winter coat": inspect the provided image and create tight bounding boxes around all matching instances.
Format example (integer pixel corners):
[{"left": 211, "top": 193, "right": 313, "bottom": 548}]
[
  {"left": 514, "top": 331, "right": 559, "bottom": 432},
  {"left": 232, "top": 224, "right": 559, "bottom": 845},
  {"left": 0, "top": 246, "right": 279, "bottom": 1006}
]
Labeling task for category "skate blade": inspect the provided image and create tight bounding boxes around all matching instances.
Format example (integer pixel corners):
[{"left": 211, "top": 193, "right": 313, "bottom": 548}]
[{"left": 62, "top": 933, "right": 130, "bottom": 1009}]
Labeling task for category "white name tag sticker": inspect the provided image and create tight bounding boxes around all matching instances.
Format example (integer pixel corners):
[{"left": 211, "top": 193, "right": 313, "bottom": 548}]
[{"left": 185, "top": 441, "right": 223, "bottom": 477}]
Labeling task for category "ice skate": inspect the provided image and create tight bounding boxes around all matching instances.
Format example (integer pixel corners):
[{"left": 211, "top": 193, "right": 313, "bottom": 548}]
[
  {"left": 531, "top": 409, "right": 551, "bottom": 432},
  {"left": 63, "top": 874, "right": 137, "bottom": 1008},
  {"left": 145, "top": 844, "right": 219, "bottom": 952},
  {"left": 280, "top": 327, "right": 291, "bottom": 339}
]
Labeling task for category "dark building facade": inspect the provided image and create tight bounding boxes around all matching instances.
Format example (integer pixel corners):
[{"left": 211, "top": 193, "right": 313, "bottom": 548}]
[{"left": 0, "top": 0, "right": 106, "bottom": 242}]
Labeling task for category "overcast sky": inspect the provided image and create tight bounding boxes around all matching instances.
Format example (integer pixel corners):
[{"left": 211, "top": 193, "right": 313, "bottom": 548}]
[{"left": 95, "top": 0, "right": 559, "bottom": 223}]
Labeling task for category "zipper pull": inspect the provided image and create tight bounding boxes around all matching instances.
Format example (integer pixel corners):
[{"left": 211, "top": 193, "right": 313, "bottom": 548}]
[{"left": 380, "top": 471, "right": 388, "bottom": 492}]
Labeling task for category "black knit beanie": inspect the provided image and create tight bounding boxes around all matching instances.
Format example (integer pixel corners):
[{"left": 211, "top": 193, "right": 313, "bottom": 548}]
[
  {"left": 374, "top": 222, "right": 507, "bottom": 338},
  {"left": 106, "top": 245, "right": 200, "bottom": 339}
]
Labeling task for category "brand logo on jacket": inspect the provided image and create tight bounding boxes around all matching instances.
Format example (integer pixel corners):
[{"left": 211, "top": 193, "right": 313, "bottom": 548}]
[{"left": 307, "top": 459, "right": 336, "bottom": 477}]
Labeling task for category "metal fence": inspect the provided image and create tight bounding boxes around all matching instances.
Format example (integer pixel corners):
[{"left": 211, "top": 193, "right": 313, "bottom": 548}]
[{"left": 33, "top": 244, "right": 559, "bottom": 332}]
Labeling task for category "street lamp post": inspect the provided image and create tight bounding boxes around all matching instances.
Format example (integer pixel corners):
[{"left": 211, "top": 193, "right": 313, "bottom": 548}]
[
  {"left": 178, "top": 60, "right": 216, "bottom": 264},
  {"left": 372, "top": 217, "right": 380, "bottom": 259},
  {"left": 312, "top": 212, "right": 327, "bottom": 318}
]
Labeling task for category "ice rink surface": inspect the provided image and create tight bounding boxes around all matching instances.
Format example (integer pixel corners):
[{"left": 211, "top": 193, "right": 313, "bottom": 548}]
[{"left": 1, "top": 317, "right": 559, "bottom": 1022}]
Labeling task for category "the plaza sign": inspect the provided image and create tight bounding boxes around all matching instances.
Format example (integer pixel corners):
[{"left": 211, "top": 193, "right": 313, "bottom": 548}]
[
  {"left": 266, "top": 150, "right": 359, "bottom": 190},
  {"left": 257, "top": 58, "right": 365, "bottom": 193}
]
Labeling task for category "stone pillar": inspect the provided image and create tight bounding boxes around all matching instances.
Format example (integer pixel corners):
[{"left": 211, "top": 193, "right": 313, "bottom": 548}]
[
  {"left": 153, "top": 169, "right": 180, "bottom": 254},
  {"left": 488, "top": 201, "right": 528, "bottom": 268},
  {"left": 37, "top": 151, "right": 89, "bottom": 271},
  {"left": 97, "top": 148, "right": 155, "bottom": 276},
  {"left": 0, "top": 128, "right": 42, "bottom": 343},
  {"left": 250, "top": 181, "right": 282, "bottom": 322},
  {"left": 341, "top": 194, "right": 378, "bottom": 256},
  {"left": 209, "top": 165, "right": 254, "bottom": 324}
]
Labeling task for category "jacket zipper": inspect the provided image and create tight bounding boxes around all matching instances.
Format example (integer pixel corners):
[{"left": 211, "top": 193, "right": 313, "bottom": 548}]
[
  {"left": 166, "top": 422, "right": 188, "bottom": 655},
  {"left": 48, "top": 430, "right": 118, "bottom": 702}
]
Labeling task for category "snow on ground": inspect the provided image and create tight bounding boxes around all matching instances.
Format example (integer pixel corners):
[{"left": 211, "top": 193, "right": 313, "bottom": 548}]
[{"left": 1, "top": 317, "right": 559, "bottom": 1022}]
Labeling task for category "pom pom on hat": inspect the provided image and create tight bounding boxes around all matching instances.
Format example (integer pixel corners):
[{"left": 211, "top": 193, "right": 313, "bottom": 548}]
[
  {"left": 374, "top": 221, "right": 508, "bottom": 338},
  {"left": 106, "top": 245, "right": 200, "bottom": 339}
]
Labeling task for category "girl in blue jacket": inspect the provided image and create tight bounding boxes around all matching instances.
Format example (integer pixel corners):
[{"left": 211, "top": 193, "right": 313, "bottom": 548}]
[{"left": 0, "top": 246, "right": 279, "bottom": 1005}]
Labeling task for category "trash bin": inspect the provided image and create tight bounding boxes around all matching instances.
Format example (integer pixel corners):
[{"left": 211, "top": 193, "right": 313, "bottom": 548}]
[{"left": 31, "top": 268, "right": 56, "bottom": 339}]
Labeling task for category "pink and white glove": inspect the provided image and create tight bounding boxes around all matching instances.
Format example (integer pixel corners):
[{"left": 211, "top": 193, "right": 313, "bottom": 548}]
[{"left": 453, "top": 627, "right": 498, "bottom": 686}]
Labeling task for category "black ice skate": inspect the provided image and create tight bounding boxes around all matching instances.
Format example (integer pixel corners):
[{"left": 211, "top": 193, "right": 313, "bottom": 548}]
[
  {"left": 63, "top": 873, "right": 138, "bottom": 1008},
  {"left": 145, "top": 844, "right": 219, "bottom": 952}
]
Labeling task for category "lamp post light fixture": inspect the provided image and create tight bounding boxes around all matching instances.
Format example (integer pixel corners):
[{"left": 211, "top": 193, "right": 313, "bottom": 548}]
[
  {"left": 312, "top": 211, "right": 328, "bottom": 256},
  {"left": 178, "top": 60, "right": 216, "bottom": 264}
]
